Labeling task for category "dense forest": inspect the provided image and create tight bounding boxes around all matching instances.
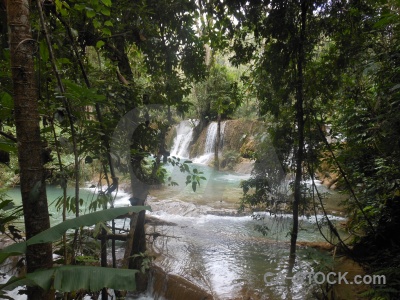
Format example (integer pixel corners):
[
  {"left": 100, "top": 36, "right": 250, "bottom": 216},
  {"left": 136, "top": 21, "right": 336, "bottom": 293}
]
[{"left": 0, "top": 0, "right": 399, "bottom": 299}]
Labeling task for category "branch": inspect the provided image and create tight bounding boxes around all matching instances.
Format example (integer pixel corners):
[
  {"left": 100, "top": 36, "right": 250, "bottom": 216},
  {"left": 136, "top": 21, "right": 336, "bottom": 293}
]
[{"left": 0, "top": 131, "right": 17, "bottom": 142}]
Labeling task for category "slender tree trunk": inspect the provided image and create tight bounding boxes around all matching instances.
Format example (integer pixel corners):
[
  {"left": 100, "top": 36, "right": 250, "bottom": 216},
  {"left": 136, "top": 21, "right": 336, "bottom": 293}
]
[
  {"left": 35, "top": 0, "right": 81, "bottom": 256},
  {"left": 57, "top": 14, "right": 121, "bottom": 272},
  {"left": 7, "top": 1, "right": 53, "bottom": 299},
  {"left": 50, "top": 120, "right": 68, "bottom": 263},
  {"left": 106, "top": 35, "right": 150, "bottom": 292},
  {"left": 100, "top": 224, "right": 108, "bottom": 299},
  {"left": 289, "top": 0, "right": 307, "bottom": 270}
]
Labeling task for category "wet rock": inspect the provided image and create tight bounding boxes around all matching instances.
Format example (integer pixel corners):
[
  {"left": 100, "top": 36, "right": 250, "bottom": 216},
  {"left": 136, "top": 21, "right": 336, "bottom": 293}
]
[{"left": 149, "top": 265, "right": 214, "bottom": 300}]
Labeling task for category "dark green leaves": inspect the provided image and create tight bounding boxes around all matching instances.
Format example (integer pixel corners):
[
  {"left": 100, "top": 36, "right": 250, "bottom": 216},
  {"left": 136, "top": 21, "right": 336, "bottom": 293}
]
[
  {"left": 167, "top": 157, "right": 206, "bottom": 192},
  {"left": 63, "top": 80, "right": 106, "bottom": 106},
  {"left": 0, "top": 92, "right": 13, "bottom": 121}
]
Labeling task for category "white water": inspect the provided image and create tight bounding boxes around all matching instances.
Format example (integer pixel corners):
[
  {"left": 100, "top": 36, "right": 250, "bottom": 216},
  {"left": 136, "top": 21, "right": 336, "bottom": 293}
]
[
  {"left": 1, "top": 119, "right": 345, "bottom": 299},
  {"left": 170, "top": 119, "right": 198, "bottom": 158},
  {"left": 144, "top": 195, "right": 337, "bottom": 299},
  {"left": 169, "top": 120, "right": 227, "bottom": 165},
  {"left": 194, "top": 121, "right": 226, "bottom": 164}
]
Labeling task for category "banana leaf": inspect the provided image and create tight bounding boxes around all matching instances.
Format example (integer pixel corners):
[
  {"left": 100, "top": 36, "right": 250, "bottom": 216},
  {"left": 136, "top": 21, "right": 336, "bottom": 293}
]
[
  {"left": 1, "top": 266, "right": 138, "bottom": 293},
  {"left": 0, "top": 205, "right": 151, "bottom": 263}
]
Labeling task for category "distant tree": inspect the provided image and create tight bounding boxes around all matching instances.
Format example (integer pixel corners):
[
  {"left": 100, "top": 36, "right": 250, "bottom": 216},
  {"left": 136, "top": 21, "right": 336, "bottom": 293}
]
[{"left": 191, "top": 63, "right": 241, "bottom": 169}]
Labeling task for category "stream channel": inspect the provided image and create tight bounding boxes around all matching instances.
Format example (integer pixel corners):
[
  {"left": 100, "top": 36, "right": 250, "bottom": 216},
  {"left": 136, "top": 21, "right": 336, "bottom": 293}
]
[{"left": 1, "top": 120, "right": 347, "bottom": 299}]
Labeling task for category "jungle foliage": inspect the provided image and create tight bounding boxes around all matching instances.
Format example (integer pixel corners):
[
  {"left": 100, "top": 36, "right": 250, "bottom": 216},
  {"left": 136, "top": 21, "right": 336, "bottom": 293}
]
[{"left": 0, "top": 0, "right": 400, "bottom": 299}]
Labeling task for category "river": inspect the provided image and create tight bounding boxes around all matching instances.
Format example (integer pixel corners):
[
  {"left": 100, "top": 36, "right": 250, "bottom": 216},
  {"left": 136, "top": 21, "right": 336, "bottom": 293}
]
[
  {"left": 135, "top": 161, "right": 345, "bottom": 299},
  {"left": 1, "top": 162, "right": 345, "bottom": 299},
  {"left": 1, "top": 120, "right": 347, "bottom": 299}
]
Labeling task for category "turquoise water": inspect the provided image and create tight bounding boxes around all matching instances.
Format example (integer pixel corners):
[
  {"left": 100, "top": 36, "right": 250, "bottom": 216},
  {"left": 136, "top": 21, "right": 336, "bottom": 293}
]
[{"left": 4, "top": 185, "right": 101, "bottom": 226}]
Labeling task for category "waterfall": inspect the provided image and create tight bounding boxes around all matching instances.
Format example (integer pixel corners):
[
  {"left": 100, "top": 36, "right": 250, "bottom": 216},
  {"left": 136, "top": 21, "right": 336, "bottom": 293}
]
[
  {"left": 169, "top": 120, "right": 226, "bottom": 164},
  {"left": 194, "top": 121, "right": 226, "bottom": 164},
  {"left": 170, "top": 120, "right": 198, "bottom": 158}
]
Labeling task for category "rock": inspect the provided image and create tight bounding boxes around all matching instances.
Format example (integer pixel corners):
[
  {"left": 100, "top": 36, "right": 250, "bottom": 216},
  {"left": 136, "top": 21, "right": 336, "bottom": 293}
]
[{"left": 233, "top": 158, "right": 254, "bottom": 174}]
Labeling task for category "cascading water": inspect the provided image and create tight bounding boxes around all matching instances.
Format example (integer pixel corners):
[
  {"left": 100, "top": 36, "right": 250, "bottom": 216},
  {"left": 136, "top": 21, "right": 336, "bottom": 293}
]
[
  {"left": 170, "top": 119, "right": 198, "bottom": 158},
  {"left": 194, "top": 121, "right": 226, "bottom": 164}
]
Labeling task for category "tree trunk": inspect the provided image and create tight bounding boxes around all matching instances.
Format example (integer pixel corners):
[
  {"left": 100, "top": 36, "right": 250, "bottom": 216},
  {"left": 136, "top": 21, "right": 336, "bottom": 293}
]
[
  {"left": 289, "top": 0, "right": 307, "bottom": 270},
  {"left": 7, "top": 1, "right": 53, "bottom": 299},
  {"left": 123, "top": 172, "right": 149, "bottom": 293},
  {"left": 120, "top": 150, "right": 149, "bottom": 293}
]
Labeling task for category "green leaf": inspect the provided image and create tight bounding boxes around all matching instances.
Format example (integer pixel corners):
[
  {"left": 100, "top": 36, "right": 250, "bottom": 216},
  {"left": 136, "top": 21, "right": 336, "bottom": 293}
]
[
  {"left": 33, "top": 266, "right": 138, "bottom": 292},
  {"left": 61, "top": 1, "right": 70, "bottom": 9},
  {"left": 40, "top": 127, "right": 53, "bottom": 134},
  {"left": 0, "top": 242, "right": 27, "bottom": 264},
  {"left": 93, "top": 19, "right": 101, "bottom": 29},
  {"left": 100, "top": 0, "right": 112, "bottom": 7},
  {"left": 102, "top": 27, "right": 112, "bottom": 36},
  {"left": 0, "top": 276, "right": 36, "bottom": 292},
  {"left": 192, "top": 181, "right": 197, "bottom": 192},
  {"left": 0, "top": 206, "right": 151, "bottom": 263},
  {"left": 0, "top": 266, "right": 138, "bottom": 292},
  {"left": 0, "top": 91, "right": 12, "bottom": 107},
  {"left": 57, "top": 58, "right": 70, "bottom": 65},
  {"left": 0, "top": 141, "right": 16, "bottom": 153},
  {"left": 74, "top": 4, "right": 86, "bottom": 11},
  {"left": 184, "top": 164, "right": 189, "bottom": 173},
  {"left": 100, "top": 7, "right": 110, "bottom": 16},
  {"left": 39, "top": 40, "right": 49, "bottom": 62},
  {"left": 96, "top": 40, "right": 105, "bottom": 48},
  {"left": 104, "top": 20, "right": 113, "bottom": 27},
  {"left": 63, "top": 79, "right": 106, "bottom": 104},
  {"left": 101, "top": 222, "right": 111, "bottom": 234},
  {"left": 29, "top": 206, "right": 150, "bottom": 245},
  {"left": 60, "top": 7, "right": 68, "bottom": 17},
  {"left": 93, "top": 223, "right": 101, "bottom": 237},
  {"left": 0, "top": 92, "right": 13, "bottom": 120},
  {"left": 86, "top": 9, "right": 96, "bottom": 18},
  {"left": 0, "top": 199, "right": 13, "bottom": 210}
]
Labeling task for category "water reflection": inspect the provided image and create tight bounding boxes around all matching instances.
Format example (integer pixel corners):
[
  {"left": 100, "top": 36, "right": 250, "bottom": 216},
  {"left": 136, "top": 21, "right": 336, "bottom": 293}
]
[
  {"left": 145, "top": 200, "right": 339, "bottom": 299},
  {"left": 143, "top": 162, "right": 344, "bottom": 299}
]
